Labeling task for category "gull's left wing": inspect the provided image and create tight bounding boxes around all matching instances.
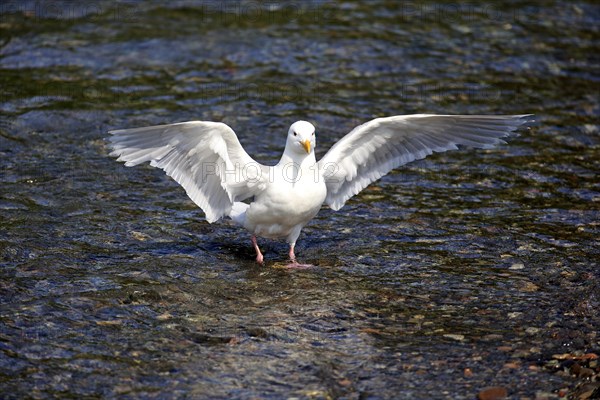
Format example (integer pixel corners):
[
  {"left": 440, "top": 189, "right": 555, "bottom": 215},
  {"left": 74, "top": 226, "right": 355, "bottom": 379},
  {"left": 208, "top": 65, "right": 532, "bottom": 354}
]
[{"left": 318, "top": 114, "right": 533, "bottom": 210}]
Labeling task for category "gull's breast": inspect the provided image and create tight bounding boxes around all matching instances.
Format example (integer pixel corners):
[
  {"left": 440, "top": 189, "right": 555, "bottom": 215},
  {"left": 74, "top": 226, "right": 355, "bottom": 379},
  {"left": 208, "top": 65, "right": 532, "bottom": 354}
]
[{"left": 244, "top": 177, "right": 327, "bottom": 239}]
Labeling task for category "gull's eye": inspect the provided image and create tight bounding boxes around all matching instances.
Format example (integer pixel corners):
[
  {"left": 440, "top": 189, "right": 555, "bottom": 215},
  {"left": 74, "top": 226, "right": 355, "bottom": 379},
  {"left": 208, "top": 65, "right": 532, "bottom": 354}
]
[
  {"left": 312, "top": 131, "right": 315, "bottom": 136},
  {"left": 293, "top": 131, "right": 297, "bottom": 136}
]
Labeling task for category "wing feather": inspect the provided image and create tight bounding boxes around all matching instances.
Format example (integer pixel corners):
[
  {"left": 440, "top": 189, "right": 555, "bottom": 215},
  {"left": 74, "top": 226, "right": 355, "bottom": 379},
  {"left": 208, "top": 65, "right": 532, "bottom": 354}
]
[
  {"left": 108, "top": 121, "right": 268, "bottom": 222},
  {"left": 318, "top": 114, "right": 533, "bottom": 210}
]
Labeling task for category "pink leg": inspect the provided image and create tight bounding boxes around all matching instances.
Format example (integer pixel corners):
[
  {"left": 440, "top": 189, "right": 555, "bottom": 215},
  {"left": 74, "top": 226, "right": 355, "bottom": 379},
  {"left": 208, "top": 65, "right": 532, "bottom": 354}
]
[
  {"left": 286, "top": 244, "right": 312, "bottom": 269},
  {"left": 288, "top": 243, "right": 296, "bottom": 262},
  {"left": 251, "top": 235, "right": 264, "bottom": 264}
]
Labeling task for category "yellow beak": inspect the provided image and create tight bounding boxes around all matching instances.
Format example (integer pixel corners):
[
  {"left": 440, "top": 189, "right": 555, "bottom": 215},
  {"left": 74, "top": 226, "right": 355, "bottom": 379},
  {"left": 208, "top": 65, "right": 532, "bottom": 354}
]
[{"left": 302, "top": 139, "right": 311, "bottom": 154}]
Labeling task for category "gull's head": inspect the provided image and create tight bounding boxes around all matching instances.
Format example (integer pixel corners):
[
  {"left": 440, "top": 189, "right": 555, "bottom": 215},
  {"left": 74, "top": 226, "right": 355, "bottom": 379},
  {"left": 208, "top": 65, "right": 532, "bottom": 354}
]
[{"left": 286, "top": 120, "right": 315, "bottom": 156}]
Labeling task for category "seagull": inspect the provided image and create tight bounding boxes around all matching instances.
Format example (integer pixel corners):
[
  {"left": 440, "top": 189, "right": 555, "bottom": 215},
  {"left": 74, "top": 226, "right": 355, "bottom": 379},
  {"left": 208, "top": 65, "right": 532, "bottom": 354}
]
[{"left": 108, "top": 114, "right": 532, "bottom": 266}]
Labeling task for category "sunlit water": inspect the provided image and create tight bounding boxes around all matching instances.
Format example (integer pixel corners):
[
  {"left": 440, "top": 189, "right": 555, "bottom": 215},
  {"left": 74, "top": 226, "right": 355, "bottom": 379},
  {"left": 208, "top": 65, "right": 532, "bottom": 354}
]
[{"left": 1, "top": 1, "right": 599, "bottom": 398}]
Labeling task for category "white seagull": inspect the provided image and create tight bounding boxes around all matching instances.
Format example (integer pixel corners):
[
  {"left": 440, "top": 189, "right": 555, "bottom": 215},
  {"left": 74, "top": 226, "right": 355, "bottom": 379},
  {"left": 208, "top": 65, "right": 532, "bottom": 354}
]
[{"left": 108, "top": 114, "right": 531, "bottom": 266}]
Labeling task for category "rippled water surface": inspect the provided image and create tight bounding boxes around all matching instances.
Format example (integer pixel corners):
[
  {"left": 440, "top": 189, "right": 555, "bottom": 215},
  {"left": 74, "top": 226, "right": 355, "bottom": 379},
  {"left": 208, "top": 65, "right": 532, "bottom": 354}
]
[{"left": 1, "top": 1, "right": 599, "bottom": 398}]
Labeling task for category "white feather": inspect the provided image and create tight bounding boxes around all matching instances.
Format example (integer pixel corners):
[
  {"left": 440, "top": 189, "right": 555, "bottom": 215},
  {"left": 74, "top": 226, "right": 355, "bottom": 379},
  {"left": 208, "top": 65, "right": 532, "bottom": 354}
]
[
  {"left": 108, "top": 121, "right": 268, "bottom": 223},
  {"left": 318, "top": 114, "right": 533, "bottom": 210}
]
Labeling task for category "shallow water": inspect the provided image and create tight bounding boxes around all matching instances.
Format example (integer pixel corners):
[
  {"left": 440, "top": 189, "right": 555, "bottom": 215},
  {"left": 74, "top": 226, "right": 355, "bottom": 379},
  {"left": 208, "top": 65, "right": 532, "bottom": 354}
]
[{"left": 1, "top": 1, "right": 599, "bottom": 398}]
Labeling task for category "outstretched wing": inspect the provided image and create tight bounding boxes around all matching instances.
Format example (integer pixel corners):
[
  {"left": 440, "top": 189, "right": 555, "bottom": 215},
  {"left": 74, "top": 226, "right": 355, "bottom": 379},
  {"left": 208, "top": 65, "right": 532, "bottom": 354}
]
[
  {"left": 108, "top": 121, "right": 268, "bottom": 222},
  {"left": 318, "top": 114, "right": 533, "bottom": 210}
]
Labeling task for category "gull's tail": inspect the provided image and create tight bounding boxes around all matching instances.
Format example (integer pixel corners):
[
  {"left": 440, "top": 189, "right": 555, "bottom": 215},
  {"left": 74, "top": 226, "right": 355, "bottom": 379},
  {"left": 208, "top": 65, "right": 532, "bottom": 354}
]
[{"left": 229, "top": 202, "right": 249, "bottom": 227}]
